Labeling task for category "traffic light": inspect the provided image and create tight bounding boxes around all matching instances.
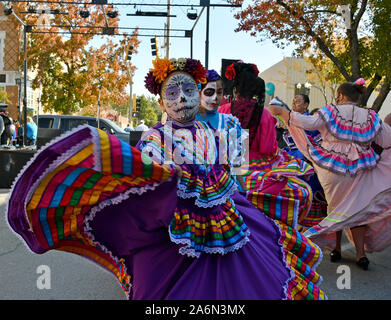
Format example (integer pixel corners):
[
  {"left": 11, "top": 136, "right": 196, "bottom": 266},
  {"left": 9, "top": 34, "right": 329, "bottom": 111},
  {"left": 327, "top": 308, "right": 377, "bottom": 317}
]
[
  {"left": 126, "top": 45, "right": 134, "bottom": 61},
  {"left": 151, "top": 37, "right": 159, "bottom": 57},
  {"left": 136, "top": 97, "right": 141, "bottom": 113},
  {"left": 132, "top": 95, "right": 137, "bottom": 112}
]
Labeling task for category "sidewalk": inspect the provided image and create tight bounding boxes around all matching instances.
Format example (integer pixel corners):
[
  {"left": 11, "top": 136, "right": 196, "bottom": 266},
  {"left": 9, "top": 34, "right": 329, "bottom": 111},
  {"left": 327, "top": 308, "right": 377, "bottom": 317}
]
[{"left": 0, "top": 189, "right": 9, "bottom": 206}]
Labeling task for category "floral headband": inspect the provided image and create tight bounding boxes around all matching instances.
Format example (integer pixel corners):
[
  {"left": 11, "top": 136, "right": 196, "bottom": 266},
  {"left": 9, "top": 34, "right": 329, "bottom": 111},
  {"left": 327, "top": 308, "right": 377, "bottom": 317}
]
[
  {"left": 144, "top": 57, "right": 207, "bottom": 95},
  {"left": 206, "top": 69, "right": 221, "bottom": 82},
  {"left": 353, "top": 78, "right": 366, "bottom": 86},
  {"left": 225, "top": 61, "right": 259, "bottom": 81}
]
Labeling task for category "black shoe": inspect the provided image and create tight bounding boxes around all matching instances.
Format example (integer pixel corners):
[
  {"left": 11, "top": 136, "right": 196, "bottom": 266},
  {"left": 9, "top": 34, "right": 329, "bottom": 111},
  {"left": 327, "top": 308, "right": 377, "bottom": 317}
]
[
  {"left": 330, "top": 249, "right": 342, "bottom": 262},
  {"left": 356, "top": 257, "right": 369, "bottom": 270}
]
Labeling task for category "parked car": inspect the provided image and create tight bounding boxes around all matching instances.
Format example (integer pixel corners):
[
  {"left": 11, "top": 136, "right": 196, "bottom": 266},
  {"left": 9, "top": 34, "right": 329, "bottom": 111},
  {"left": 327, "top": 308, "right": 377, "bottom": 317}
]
[{"left": 33, "top": 115, "right": 131, "bottom": 144}]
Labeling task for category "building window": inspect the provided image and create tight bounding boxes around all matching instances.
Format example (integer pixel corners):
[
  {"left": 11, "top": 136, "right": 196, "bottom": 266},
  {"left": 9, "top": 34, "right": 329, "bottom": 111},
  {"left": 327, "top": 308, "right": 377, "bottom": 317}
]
[
  {"left": 27, "top": 87, "right": 34, "bottom": 109},
  {"left": 0, "top": 74, "right": 6, "bottom": 83}
]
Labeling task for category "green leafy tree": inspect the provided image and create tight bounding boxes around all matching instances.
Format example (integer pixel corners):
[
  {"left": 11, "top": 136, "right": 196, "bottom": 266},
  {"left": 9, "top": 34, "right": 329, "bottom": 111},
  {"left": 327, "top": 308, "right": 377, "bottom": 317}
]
[
  {"left": 134, "top": 95, "right": 159, "bottom": 128},
  {"left": 0, "top": 87, "right": 10, "bottom": 104}
]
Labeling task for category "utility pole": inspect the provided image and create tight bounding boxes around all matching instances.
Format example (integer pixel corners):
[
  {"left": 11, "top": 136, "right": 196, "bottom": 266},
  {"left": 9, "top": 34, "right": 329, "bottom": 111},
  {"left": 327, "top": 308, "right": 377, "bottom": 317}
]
[
  {"left": 166, "top": 0, "right": 171, "bottom": 58},
  {"left": 127, "top": 65, "right": 134, "bottom": 128},
  {"left": 205, "top": 4, "right": 210, "bottom": 69},
  {"left": 23, "top": 25, "right": 28, "bottom": 146},
  {"left": 97, "top": 85, "right": 101, "bottom": 129}
]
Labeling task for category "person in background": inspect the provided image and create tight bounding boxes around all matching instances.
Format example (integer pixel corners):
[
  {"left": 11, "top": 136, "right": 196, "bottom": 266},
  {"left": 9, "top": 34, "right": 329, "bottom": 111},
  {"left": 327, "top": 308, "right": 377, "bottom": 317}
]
[
  {"left": 0, "top": 113, "right": 4, "bottom": 144},
  {"left": 135, "top": 120, "right": 148, "bottom": 131},
  {"left": 124, "top": 123, "right": 134, "bottom": 132},
  {"left": 218, "top": 61, "right": 316, "bottom": 230},
  {"left": 282, "top": 95, "right": 327, "bottom": 230},
  {"left": 269, "top": 78, "right": 391, "bottom": 270},
  {"left": 26, "top": 116, "right": 37, "bottom": 146},
  {"left": 196, "top": 69, "right": 247, "bottom": 191},
  {"left": 384, "top": 113, "right": 391, "bottom": 126},
  {"left": 283, "top": 94, "right": 322, "bottom": 158},
  {"left": 0, "top": 110, "right": 12, "bottom": 145}
]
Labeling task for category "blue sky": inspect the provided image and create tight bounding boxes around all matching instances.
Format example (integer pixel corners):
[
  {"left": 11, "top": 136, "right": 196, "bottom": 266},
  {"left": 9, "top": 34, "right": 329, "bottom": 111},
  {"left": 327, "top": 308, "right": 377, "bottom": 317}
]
[{"left": 93, "top": 0, "right": 296, "bottom": 97}]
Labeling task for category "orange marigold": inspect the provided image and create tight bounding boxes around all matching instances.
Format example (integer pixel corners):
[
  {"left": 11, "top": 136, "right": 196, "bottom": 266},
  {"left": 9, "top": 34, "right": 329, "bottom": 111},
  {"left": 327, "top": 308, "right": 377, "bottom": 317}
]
[{"left": 152, "top": 58, "right": 176, "bottom": 84}]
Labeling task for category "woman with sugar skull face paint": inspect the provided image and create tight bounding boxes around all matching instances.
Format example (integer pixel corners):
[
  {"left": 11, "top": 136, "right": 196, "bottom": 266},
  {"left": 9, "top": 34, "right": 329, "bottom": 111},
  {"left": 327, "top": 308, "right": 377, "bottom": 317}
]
[
  {"left": 196, "top": 70, "right": 234, "bottom": 131},
  {"left": 196, "top": 70, "right": 248, "bottom": 191},
  {"left": 135, "top": 58, "right": 326, "bottom": 300},
  {"left": 7, "top": 57, "right": 326, "bottom": 301}
]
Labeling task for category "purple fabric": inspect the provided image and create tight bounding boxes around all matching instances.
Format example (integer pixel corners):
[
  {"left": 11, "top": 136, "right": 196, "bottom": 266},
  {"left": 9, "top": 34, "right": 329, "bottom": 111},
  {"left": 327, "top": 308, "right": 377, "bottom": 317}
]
[
  {"left": 89, "top": 190, "right": 291, "bottom": 300},
  {"left": 8, "top": 128, "right": 92, "bottom": 254}
]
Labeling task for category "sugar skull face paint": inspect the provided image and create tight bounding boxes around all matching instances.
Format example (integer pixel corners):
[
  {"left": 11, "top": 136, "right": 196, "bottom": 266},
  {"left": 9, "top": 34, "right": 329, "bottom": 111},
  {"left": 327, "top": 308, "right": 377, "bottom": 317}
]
[
  {"left": 161, "top": 71, "right": 200, "bottom": 123},
  {"left": 200, "top": 80, "right": 224, "bottom": 111}
]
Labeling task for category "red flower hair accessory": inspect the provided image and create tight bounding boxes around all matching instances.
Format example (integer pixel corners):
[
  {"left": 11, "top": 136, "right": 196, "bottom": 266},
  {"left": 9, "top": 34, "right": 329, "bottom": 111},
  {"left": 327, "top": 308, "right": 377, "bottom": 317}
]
[
  {"left": 225, "top": 63, "right": 236, "bottom": 80},
  {"left": 252, "top": 64, "right": 259, "bottom": 76}
]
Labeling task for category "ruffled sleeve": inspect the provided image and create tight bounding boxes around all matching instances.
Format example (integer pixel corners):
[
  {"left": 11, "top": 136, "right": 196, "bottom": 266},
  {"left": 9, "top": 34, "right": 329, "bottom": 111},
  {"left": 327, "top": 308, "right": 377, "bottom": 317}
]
[
  {"left": 289, "top": 111, "right": 325, "bottom": 131},
  {"left": 374, "top": 121, "right": 391, "bottom": 150},
  {"left": 316, "top": 105, "right": 381, "bottom": 144}
]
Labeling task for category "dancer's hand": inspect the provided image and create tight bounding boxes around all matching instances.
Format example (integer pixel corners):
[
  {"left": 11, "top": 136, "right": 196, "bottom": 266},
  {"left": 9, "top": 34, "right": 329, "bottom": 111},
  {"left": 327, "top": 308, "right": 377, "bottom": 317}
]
[
  {"left": 268, "top": 105, "right": 283, "bottom": 116},
  {"left": 162, "top": 164, "right": 182, "bottom": 179},
  {"left": 175, "top": 165, "right": 183, "bottom": 179}
]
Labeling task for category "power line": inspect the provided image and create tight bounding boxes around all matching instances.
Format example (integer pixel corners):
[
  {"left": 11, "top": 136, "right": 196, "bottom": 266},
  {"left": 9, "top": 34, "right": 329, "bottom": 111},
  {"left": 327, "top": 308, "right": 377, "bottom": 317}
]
[{"left": 6, "top": 0, "right": 241, "bottom": 7}]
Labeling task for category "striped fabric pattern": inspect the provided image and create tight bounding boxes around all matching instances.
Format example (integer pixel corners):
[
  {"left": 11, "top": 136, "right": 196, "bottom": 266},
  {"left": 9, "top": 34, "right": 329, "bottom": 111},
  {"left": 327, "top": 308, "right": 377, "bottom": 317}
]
[
  {"left": 169, "top": 198, "right": 250, "bottom": 257},
  {"left": 308, "top": 143, "right": 380, "bottom": 175},
  {"left": 318, "top": 105, "right": 381, "bottom": 144},
  {"left": 15, "top": 126, "right": 174, "bottom": 297},
  {"left": 275, "top": 221, "right": 326, "bottom": 300},
  {"left": 178, "top": 164, "right": 236, "bottom": 207},
  {"left": 244, "top": 173, "right": 313, "bottom": 229},
  {"left": 245, "top": 149, "right": 314, "bottom": 176},
  {"left": 300, "top": 201, "right": 328, "bottom": 227}
]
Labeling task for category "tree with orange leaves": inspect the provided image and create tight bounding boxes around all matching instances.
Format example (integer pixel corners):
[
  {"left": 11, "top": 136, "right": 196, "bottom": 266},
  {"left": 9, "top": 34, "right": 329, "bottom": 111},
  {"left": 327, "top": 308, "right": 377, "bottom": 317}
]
[
  {"left": 9, "top": 2, "right": 139, "bottom": 115},
  {"left": 229, "top": 0, "right": 391, "bottom": 112}
]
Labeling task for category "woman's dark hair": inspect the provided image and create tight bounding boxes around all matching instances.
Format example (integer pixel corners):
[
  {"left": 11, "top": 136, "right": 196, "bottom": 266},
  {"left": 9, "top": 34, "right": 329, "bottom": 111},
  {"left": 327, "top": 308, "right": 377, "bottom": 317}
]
[
  {"left": 298, "top": 94, "right": 310, "bottom": 105},
  {"left": 310, "top": 107, "right": 319, "bottom": 115},
  {"left": 232, "top": 63, "right": 265, "bottom": 107},
  {"left": 229, "top": 62, "right": 266, "bottom": 145},
  {"left": 337, "top": 82, "right": 367, "bottom": 103}
]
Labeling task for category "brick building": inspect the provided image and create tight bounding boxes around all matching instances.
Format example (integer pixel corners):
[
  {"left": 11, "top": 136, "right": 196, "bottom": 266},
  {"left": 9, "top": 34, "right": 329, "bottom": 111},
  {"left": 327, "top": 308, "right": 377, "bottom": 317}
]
[{"left": 0, "top": 3, "right": 21, "bottom": 122}]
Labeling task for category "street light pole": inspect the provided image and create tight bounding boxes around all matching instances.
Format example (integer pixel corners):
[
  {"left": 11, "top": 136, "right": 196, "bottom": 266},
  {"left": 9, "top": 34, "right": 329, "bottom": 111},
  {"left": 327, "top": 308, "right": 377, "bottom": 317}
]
[
  {"left": 166, "top": 0, "right": 171, "bottom": 58},
  {"left": 205, "top": 5, "right": 210, "bottom": 69},
  {"left": 97, "top": 85, "right": 101, "bottom": 129},
  {"left": 23, "top": 25, "right": 28, "bottom": 147}
]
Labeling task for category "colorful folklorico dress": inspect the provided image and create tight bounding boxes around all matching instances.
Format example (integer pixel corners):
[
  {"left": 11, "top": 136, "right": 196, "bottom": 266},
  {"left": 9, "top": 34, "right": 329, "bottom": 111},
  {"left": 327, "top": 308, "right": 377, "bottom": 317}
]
[
  {"left": 282, "top": 112, "right": 328, "bottom": 228},
  {"left": 218, "top": 100, "right": 316, "bottom": 230},
  {"left": 285, "top": 103, "right": 391, "bottom": 252},
  {"left": 7, "top": 123, "right": 326, "bottom": 300}
]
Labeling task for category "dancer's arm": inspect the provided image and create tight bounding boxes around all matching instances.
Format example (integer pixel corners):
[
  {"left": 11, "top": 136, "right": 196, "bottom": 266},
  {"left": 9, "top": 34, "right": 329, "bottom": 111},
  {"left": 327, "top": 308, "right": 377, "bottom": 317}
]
[{"left": 374, "top": 121, "right": 391, "bottom": 150}]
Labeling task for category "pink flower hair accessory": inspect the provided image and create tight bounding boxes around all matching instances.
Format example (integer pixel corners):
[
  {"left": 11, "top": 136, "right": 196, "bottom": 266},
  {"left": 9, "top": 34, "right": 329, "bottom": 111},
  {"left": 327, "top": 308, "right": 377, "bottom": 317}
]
[{"left": 354, "top": 78, "right": 366, "bottom": 86}]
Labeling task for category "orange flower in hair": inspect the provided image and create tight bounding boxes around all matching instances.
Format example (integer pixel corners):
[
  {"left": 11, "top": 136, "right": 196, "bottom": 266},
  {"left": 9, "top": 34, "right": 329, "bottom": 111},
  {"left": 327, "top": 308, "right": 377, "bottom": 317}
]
[{"left": 152, "top": 57, "right": 176, "bottom": 84}]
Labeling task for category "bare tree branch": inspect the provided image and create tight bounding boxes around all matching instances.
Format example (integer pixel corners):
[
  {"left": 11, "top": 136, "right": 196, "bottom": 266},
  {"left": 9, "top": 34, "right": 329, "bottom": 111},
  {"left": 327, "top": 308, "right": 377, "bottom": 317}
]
[{"left": 276, "top": 0, "right": 352, "bottom": 81}]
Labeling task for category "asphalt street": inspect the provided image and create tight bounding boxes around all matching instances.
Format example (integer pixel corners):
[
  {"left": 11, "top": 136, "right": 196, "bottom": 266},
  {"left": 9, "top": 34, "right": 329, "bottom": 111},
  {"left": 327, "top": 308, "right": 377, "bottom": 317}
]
[{"left": 1, "top": 188, "right": 391, "bottom": 300}]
